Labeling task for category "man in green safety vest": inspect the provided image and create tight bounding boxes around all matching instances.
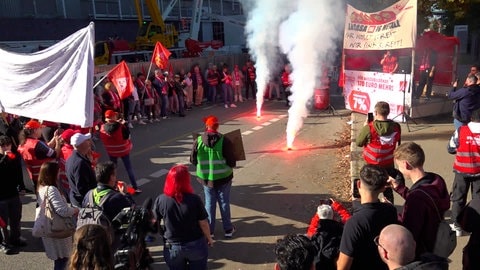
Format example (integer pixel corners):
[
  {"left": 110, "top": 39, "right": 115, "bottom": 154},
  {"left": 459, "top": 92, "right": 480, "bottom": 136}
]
[{"left": 191, "top": 115, "right": 237, "bottom": 239}]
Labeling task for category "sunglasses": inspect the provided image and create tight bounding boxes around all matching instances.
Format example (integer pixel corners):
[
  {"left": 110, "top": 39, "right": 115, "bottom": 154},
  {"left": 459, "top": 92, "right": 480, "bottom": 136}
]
[{"left": 374, "top": 235, "right": 387, "bottom": 252}]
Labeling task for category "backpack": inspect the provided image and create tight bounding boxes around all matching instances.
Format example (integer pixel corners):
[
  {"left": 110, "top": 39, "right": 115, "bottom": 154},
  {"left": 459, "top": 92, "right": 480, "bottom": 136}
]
[
  {"left": 76, "top": 189, "right": 113, "bottom": 229},
  {"left": 417, "top": 189, "right": 457, "bottom": 258},
  {"left": 310, "top": 220, "right": 343, "bottom": 270}
]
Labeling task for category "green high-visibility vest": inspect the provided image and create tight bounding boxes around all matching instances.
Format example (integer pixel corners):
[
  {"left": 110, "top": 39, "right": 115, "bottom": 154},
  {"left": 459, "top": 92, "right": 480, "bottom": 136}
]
[
  {"left": 93, "top": 188, "right": 112, "bottom": 205},
  {"left": 196, "top": 135, "right": 233, "bottom": 180}
]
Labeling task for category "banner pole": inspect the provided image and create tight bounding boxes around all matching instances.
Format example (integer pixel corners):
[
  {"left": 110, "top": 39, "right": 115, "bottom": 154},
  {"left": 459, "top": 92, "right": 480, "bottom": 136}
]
[{"left": 93, "top": 73, "right": 108, "bottom": 88}]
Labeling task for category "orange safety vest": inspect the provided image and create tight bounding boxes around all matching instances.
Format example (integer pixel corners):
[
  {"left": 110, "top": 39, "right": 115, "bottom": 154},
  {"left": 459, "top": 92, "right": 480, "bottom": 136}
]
[
  {"left": 453, "top": 125, "right": 480, "bottom": 175},
  {"left": 99, "top": 124, "right": 132, "bottom": 157},
  {"left": 363, "top": 122, "right": 400, "bottom": 166},
  {"left": 17, "top": 138, "right": 53, "bottom": 182}
]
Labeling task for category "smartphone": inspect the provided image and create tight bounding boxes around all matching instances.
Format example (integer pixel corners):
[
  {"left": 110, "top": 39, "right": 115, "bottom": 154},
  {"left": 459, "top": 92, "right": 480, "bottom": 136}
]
[
  {"left": 352, "top": 178, "right": 361, "bottom": 199},
  {"left": 367, "top": 112, "right": 374, "bottom": 123}
]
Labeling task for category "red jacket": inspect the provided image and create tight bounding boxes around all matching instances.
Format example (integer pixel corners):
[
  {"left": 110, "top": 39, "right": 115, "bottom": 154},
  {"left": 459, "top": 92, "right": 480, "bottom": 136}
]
[
  {"left": 363, "top": 122, "right": 400, "bottom": 166},
  {"left": 453, "top": 125, "right": 480, "bottom": 175}
]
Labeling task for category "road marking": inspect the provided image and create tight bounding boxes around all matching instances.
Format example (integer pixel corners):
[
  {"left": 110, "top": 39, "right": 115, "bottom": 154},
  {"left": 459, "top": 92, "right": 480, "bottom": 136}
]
[
  {"left": 176, "top": 139, "right": 194, "bottom": 143},
  {"left": 136, "top": 178, "right": 151, "bottom": 187},
  {"left": 262, "top": 122, "right": 272, "bottom": 126},
  {"left": 252, "top": 126, "right": 263, "bottom": 130},
  {"left": 270, "top": 118, "right": 280, "bottom": 122},
  {"left": 150, "top": 169, "right": 168, "bottom": 178},
  {"left": 242, "top": 130, "right": 253, "bottom": 135}
]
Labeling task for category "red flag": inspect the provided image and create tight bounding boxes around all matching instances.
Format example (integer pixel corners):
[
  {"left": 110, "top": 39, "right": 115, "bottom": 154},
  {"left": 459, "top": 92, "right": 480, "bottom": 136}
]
[
  {"left": 151, "top": 42, "right": 171, "bottom": 69},
  {"left": 108, "top": 61, "right": 134, "bottom": 100}
]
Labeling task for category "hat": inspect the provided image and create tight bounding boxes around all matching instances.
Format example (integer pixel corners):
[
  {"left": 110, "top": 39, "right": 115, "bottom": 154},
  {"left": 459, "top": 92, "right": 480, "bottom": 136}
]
[
  {"left": 60, "top": 129, "right": 80, "bottom": 144},
  {"left": 70, "top": 133, "right": 91, "bottom": 147},
  {"left": 24, "top": 120, "right": 43, "bottom": 129},
  {"left": 203, "top": 115, "right": 219, "bottom": 127},
  {"left": 104, "top": 110, "right": 117, "bottom": 119},
  {"left": 317, "top": 204, "right": 333, "bottom": 220}
]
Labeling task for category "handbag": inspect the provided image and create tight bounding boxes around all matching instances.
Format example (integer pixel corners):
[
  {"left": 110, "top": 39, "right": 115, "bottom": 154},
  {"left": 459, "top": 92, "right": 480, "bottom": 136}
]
[
  {"left": 144, "top": 98, "right": 155, "bottom": 106},
  {"left": 417, "top": 189, "right": 457, "bottom": 258},
  {"left": 44, "top": 186, "right": 75, "bottom": 238},
  {"left": 32, "top": 199, "right": 48, "bottom": 238}
]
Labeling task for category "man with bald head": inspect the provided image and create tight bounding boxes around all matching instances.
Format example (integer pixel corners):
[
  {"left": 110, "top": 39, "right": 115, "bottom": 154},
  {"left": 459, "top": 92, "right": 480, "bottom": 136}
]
[{"left": 377, "top": 224, "right": 448, "bottom": 270}]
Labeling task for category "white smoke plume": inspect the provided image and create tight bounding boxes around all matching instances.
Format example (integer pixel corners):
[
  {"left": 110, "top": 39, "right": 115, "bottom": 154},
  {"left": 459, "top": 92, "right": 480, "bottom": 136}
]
[
  {"left": 242, "top": 0, "right": 343, "bottom": 148},
  {"left": 242, "top": 0, "right": 297, "bottom": 116}
]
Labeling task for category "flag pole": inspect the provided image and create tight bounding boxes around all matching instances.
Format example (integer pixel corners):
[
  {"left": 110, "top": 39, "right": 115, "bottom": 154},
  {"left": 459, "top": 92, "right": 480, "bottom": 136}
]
[{"left": 93, "top": 73, "right": 109, "bottom": 88}]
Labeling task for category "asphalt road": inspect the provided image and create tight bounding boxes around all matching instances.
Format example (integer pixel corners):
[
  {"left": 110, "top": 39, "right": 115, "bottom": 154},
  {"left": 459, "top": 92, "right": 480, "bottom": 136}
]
[{"left": 2, "top": 95, "right": 355, "bottom": 269}]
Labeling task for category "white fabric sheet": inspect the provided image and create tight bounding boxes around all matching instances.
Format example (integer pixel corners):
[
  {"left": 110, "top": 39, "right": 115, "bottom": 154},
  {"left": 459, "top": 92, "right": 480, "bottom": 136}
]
[{"left": 0, "top": 23, "right": 95, "bottom": 127}]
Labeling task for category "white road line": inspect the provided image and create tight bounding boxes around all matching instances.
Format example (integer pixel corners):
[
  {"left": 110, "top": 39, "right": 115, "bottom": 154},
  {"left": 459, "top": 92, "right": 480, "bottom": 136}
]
[
  {"left": 252, "top": 126, "right": 263, "bottom": 131},
  {"left": 242, "top": 130, "right": 254, "bottom": 135},
  {"left": 270, "top": 118, "right": 280, "bottom": 122},
  {"left": 136, "top": 178, "right": 151, "bottom": 187},
  {"left": 262, "top": 122, "right": 272, "bottom": 126},
  {"left": 150, "top": 169, "right": 168, "bottom": 178},
  {"left": 176, "top": 139, "right": 194, "bottom": 143}
]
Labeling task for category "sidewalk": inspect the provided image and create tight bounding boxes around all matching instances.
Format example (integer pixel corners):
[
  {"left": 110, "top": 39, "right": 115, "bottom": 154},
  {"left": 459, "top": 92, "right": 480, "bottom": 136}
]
[{"left": 350, "top": 111, "right": 466, "bottom": 270}]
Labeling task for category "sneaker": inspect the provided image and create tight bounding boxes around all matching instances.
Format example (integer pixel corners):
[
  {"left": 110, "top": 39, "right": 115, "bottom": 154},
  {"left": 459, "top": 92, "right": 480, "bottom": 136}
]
[
  {"left": 224, "top": 104, "right": 229, "bottom": 108},
  {"left": 0, "top": 243, "right": 17, "bottom": 255},
  {"left": 230, "top": 104, "right": 237, "bottom": 108},
  {"left": 128, "top": 123, "right": 134, "bottom": 129},
  {"left": 224, "top": 226, "right": 236, "bottom": 238},
  {"left": 138, "top": 120, "right": 147, "bottom": 125},
  {"left": 162, "top": 116, "right": 169, "bottom": 119},
  {"left": 134, "top": 188, "right": 143, "bottom": 194},
  {"left": 450, "top": 223, "right": 469, "bottom": 237}
]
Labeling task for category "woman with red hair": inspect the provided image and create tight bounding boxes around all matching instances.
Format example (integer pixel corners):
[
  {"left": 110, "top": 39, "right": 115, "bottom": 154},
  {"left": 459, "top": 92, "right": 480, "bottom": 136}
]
[{"left": 153, "top": 165, "right": 213, "bottom": 270}]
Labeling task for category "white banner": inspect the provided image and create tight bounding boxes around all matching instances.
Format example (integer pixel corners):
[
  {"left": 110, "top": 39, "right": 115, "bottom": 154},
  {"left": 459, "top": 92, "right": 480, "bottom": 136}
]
[
  {"left": 0, "top": 23, "right": 95, "bottom": 127},
  {"left": 343, "top": 70, "right": 411, "bottom": 120},
  {"left": 344, "top": 0, "right": 417, "bottom": 50}
]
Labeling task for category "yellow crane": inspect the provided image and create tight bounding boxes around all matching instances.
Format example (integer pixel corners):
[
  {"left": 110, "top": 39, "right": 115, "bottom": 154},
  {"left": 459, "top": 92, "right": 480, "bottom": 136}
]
[{"left": 134, "top": 0, "right": 178, "bottom": 50}]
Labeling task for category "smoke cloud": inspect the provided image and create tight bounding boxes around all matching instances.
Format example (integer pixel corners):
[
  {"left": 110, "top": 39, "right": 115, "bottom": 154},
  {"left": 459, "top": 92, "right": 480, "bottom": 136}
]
[{"left": 242, "top": 0, "right": 344, "bottom": 147}]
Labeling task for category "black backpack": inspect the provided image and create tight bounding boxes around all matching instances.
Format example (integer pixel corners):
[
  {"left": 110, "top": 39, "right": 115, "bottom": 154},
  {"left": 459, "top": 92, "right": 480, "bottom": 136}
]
[{"left": 310, "top": 219, "right": 343, "bottom": 270}]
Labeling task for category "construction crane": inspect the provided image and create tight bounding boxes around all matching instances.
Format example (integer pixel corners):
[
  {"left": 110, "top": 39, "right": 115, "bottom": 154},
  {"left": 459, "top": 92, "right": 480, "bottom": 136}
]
[{"left": 134, "top": 0, "right": 178, "bottom": 50}]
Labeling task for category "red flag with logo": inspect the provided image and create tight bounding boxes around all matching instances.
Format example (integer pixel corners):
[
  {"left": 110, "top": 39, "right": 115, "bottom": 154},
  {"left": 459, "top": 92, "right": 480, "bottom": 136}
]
[
  {"left": 108, "top": 61, "right": 134, "bottom": 100},
  {"left": 152, "top": 42, "right": 172, "bottom": 69}
]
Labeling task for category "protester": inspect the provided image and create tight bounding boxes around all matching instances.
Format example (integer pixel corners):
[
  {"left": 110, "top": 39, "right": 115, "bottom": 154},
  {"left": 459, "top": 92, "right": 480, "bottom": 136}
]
[
  {"left": 231, "top": 64, "right": 244, "bottom": 102},
  {"left": 356, "top": 101, "right": 401, "bottom": 203},
  {"left": 281, "top": 64, "right": 293, "bottom": 106},
  {"left": 57, "top": 129, "right": 79, "bottom": 200},
  {"left": 448, "top": 74, "right": 480, "bottom": 130},
  {"left": 447, "top": 108, "right": 480, "bottom": 236},
  {"left": 0, "top": 135, "right": 25, "bottom": 254},
  {"left": 274, "top": 234, "right": 316, "bottom": 270},
  {"left": 306, "top": 198, "right": 351, "bottom": 270},
  {"left": 377, "top": 224, "right": 448, "bottom": 270},
  {"left": 206, "top": 65, "right": 220, "bottom": 104},
  {"left": 337, "top": 164, "right": 397, "bottom": 270},
  {"left": 192, "top": 64, "right": 205, "bottom": 106},
  {"left": 18, "top": 119, "right": 61, "bottom": 190},
  {"left": 414, "top": 49, "right": 437, "bottom": 100},
  {"left": 152, "top": 69, "right": 169, "bottom": 119},
  {"left": 244, "top": 60, "right": 257, "bottom": 100},
  {"left": 99, "top": 110, "right": 141, "bottom": 193},
  {"left": 221, "top": 65, "right": 236, "bottom": 108},
  {"left": 68, "top": 224, "right": 114, "bottom": 270},
  {"left": 458, "top": 198, "right": 480, "bottom": 270},
  {"left": 37, "top": 161, "right": 78, "bottom": 270},
  {"left": 182, "top": 71, "right": 194, "bottom": 110},
  {"left": 190, "top": 115, "right": 237, "bottom": 239},
  {"left": 153, "top": 165, "right": 213, "bottom": 270},
  {"left": 66, "top": 133, "right": 97, "bottom": 207},
  {"left": 380, "top": 50, "right": 398, "bottom": 74},
  {"left": 389, "top": 142, "right": 450, "bottom": 256}
]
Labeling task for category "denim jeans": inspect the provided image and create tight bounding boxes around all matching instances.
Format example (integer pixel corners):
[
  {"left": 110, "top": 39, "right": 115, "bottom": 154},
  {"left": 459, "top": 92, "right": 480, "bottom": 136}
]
[
  {"left": 203, "top": 181, "right": 233, "bottom": 233},
  {"left": 164, "top": 237, "right": 208, "bottom": 270},
  {"left": 54, "top": 257, "right": 68, "bottom": 270},
  {"left": 208, "top": 85, "right": 217, "bottom": 103},
  {"left": 160, "top": 94, "right": 169, "bottom": 117},
  {"left": 109, "top": 155, "right": 138, "bottom": 189},
  {"left": 222, "top": 84, "right": 233, "bottom": 105}
]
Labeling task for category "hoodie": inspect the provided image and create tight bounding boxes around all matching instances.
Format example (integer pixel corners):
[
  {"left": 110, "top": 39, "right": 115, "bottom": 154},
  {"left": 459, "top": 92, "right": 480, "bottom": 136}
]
[
  {"left": 394, "top": 173, "right": 450, "bottom": 257},
  {"left": 356, "top": 119, "right": 402, "bottom": 148}
]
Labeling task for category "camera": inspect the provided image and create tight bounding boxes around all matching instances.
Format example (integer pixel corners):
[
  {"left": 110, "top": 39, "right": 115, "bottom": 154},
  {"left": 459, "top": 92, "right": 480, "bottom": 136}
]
[{"left": 113, "top": 199, "right": 155, "bottom": 270}]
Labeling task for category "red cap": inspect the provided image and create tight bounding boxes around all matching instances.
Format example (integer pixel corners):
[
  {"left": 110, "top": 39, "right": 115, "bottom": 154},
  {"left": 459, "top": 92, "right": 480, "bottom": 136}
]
[
  {"left": 203, "top": 115, "right": 219, "bottom": 127},
  {"left": 24, "top": 120, "right": 44, "bottom": 129},
  {"left": 104, "top": 110, "right": 117, "bottom": 119},
  {"left": 60, "top": 129, "right": 80, "bottom": 144}
]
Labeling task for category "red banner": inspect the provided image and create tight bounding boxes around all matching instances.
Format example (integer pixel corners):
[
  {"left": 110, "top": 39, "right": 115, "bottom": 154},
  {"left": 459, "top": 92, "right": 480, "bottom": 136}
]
[
  {"left": 108, "top": 61, "right": 134, "bottom": 100},
  {"left": 152, "top": 42, "right": 172, "bottom": 69}
]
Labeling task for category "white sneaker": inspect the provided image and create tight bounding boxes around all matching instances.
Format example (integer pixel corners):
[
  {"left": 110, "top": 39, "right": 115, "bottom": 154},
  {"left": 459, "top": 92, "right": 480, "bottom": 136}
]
[
  {"left": 224, "top": 104, "right": 229, "bottom": 108},
  {"left": 230, "top": 104, "right": 237, "bottom": 108},
  {"left": 450, "top": 223, "right": 469, "bottom": 237},
  {"left": 138, "top": 120, "right": 147, "bottom": 125},
  {"left": 128, "top": 123, "right": 134, "bottom": 129}
]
